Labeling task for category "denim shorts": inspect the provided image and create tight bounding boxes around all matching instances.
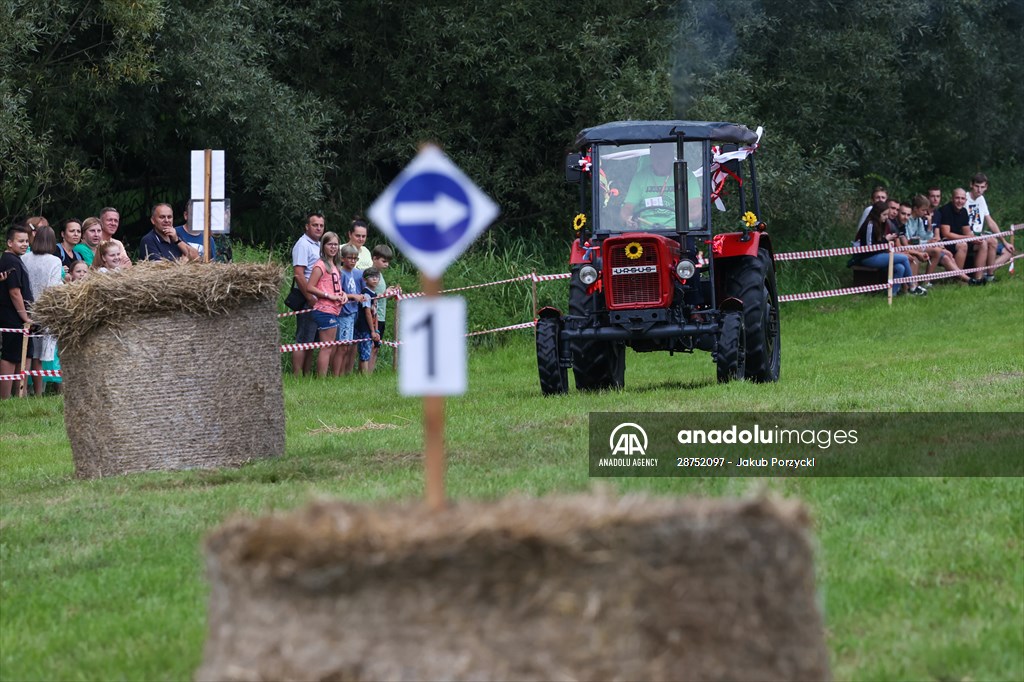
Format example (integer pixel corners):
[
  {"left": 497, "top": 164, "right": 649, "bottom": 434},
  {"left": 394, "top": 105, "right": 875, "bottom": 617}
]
[
  {"left": 311, "top": 309, "right": 340, "bottom": 332},
  {"left": 338, "top": 312, "right": 356, "bottom": 341},
  {"left": 354, "top": 331, "right": 373, "bottom": 362}
]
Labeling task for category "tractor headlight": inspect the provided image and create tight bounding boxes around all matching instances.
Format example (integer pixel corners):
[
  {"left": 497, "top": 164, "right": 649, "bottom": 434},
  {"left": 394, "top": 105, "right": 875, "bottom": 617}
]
[
  {"left": 675, "top": 259, "right": 696, "bottom": 280},
  {"left": 579, "top": 265, "right": 599, "bottom": 285}
]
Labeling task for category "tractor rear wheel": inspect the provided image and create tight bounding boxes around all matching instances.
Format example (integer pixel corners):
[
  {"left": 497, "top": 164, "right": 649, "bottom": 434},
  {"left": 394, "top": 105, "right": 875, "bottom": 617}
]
[
  {"left": 536, "top": 315, "right": 567, "bottom": 395},
  {"left": 722, "top": 248, "right": 781, "bottom": 382},
  {"left": 716, "top": 311, "right": 746, "bottom": 383},
  {"left": 568, "top": 270, "right": 625, "bottom": 391}
]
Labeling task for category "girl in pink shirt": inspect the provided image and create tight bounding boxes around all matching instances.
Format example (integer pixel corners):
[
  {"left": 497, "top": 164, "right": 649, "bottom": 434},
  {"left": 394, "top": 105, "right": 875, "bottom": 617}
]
[{"left": 306, "top": 232, "right": 347, "bottom": 377}]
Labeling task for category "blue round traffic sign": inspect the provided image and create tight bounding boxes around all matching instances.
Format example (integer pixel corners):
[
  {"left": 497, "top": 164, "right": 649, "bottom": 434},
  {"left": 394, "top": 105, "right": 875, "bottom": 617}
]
[{"left": 391, "top": 172, "right": 471, "bottom": 251}]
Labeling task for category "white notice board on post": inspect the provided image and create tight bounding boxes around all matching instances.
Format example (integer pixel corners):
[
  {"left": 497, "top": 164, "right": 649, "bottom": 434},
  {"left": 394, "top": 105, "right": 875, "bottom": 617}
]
[
  {"left": 190, "top": 150, "right": 225, "bottom": 199},
  {"left": 188, "top": 150, "right": 230, "bottom": 234},
  {"left": 187, "top": 199, "right": 231, "bottom": 235}
]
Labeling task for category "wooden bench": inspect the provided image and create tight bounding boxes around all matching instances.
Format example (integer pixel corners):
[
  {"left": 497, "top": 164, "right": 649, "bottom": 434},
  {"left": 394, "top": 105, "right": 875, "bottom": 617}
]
[{"left": 850, "top": 265, "right": 887, "bottom": 287}]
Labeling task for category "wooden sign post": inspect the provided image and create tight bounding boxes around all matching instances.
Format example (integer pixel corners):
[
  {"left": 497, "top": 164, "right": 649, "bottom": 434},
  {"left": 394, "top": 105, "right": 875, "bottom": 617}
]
[
  {"left": 204, "top": 149, "right": 213, "bottom": 263},
  {"left": 189, "top": 149, "right": 226, "bottom": 262},
  {"left": 370, "top": 145, "right": 499, "bottom": 512},
  {"left": 421, "top": 276, "right": 445, "bottom": 511}
]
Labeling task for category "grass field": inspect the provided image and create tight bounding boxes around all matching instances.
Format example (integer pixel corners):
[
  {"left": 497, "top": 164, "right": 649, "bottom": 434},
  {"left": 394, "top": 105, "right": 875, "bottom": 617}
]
[{"left": 1, "top": 273, "right": 1022, "bottom": 681}]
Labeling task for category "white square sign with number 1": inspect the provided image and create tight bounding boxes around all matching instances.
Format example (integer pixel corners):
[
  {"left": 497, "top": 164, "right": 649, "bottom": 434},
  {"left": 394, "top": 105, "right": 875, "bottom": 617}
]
[{"left": 398, "top": 297, "right": 466, "bottom": 396}]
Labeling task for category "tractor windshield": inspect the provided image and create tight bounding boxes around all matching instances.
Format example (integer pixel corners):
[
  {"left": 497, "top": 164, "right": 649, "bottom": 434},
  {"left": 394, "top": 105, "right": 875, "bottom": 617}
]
[{"left": 594, "top": 141, "right": 704, "bottom": 233}]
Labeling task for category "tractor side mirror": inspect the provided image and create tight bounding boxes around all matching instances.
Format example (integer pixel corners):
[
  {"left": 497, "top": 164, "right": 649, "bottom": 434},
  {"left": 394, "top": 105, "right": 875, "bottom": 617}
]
[{"left": 565, "top": 153, "right": 584, "bottom": 183}]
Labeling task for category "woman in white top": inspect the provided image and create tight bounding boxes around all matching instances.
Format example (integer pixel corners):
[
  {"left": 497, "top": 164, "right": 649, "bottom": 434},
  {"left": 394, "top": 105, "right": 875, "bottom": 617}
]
[{"left": 347, "top": 218, "right": 373, "bottom": 270}]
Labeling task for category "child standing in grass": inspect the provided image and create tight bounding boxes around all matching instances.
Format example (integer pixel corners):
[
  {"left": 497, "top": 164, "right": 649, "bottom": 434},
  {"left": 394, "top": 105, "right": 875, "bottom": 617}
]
[
  {"left": 369, "top": 245, "right": 401, "bottom": 372},
  {"left": 331, "top": 244, "right": 367, "bottom": 376},
  {"left": 306, "top": 232, "right": 347, "bottom": 378},
  {"left": 354, "top": 267, "right": 381, "bottom": 374}
]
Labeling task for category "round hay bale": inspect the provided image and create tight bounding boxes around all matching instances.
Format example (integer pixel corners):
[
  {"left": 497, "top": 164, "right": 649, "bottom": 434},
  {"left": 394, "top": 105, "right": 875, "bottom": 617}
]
[
  {"left": 197, "top": 493, "right": 831, "bottom": 682},
  {"left": 32, "top": 262, "right": 285, "bottom": 477}
]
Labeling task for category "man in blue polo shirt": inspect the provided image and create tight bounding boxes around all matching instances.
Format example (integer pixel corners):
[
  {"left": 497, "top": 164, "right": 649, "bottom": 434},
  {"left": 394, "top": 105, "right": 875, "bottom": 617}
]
[{"left": 139, "top": 203, "right": 199, "bottom": 262}]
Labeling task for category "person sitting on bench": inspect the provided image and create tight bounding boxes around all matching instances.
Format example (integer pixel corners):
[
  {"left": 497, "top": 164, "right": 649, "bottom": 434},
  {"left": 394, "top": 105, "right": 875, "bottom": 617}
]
[{"left": 852, "top": 201, "right": 923, "bottom": 296}]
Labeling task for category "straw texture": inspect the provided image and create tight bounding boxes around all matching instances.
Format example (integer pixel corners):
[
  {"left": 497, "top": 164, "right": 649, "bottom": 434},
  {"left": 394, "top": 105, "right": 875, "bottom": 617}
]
[
  {"left": 33, "top": 262, "right": 285, "bottom": 477},
  {"left": 32, "top": 261, "right": 283, "bottom": 352},
  {"left": 198, "top": 493, "right": 830, "bottom": 682}
]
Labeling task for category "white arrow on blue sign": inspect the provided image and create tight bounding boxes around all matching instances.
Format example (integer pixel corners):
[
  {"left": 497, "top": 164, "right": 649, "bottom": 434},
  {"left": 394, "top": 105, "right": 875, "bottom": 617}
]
[{"left": 368, "top": 145, "right": 500, "bottom": 279}]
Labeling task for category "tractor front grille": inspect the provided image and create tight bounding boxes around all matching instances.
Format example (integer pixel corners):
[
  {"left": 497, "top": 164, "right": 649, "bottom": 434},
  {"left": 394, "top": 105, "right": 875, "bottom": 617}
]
[{"left": 606, "top": 238, "right": 663, "bottom": 308}]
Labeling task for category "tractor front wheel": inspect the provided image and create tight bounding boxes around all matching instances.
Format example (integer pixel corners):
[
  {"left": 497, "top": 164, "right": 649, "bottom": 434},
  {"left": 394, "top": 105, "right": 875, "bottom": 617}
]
[
  {"left": 536, "top": 315, "right": 568, "bottom": 395},
  {"left": 722, "top": 248, "right": 781, "bottom": 382},
  {"left": 716, "top": 311, "right": 746, "bottom": 384},
  {"left": 568, "top": 271, "right": 625, "bottom": 391}
]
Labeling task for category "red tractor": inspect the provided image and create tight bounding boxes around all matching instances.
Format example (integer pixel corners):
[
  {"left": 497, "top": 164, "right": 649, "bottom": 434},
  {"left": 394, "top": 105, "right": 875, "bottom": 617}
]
[{"left": 536, "top": 120, "right": 780, "bottom": 394}]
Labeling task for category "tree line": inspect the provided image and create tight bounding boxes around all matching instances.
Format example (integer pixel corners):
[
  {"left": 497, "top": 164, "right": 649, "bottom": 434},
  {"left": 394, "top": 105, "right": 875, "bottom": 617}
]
[{"left": 2, "top": 0, "right": 1020, "bottom": 246}]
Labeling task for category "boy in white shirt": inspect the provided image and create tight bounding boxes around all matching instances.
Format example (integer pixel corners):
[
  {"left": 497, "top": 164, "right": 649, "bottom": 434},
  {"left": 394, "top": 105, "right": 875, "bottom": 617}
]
[{"left": 966, "top": 173, "right": 1015, "bottom": 282}]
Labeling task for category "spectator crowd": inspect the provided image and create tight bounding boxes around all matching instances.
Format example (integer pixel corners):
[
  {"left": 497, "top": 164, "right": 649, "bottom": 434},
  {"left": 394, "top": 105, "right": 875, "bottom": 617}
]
[
  {"left": 289, "top": 214, "right": 400, "bottom": 379},
  {"left": 1, "top": 204, "right": 401, "bottom": 399},
  {"left": 850, "top": 172, "right": 1016, "bottom": 296}
]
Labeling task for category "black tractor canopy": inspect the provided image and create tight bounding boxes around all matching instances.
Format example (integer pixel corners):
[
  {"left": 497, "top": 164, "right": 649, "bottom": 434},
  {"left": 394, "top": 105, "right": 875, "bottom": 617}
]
[{"left": 575, "top": 120, "right": 759, "bottom": 148}]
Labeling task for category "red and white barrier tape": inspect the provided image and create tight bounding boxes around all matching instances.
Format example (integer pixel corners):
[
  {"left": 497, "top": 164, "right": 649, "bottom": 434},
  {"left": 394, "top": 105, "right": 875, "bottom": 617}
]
[
  {"left": 277, "top": 290, "right": 404, "bottom": 318},
  {"left": 466, "top": 321, "right": 537, "bottom": 337},
  {"left": 893, "top": 253, "right": 1023, "bottom": 285},
  {"left": 893, "top": 227, "right": 1019, "bottom": 253},
  {"left": 778, "top": 283, "right": 891, "bottom": 302},
  {"left": 277, "top": 271, "right": 569, "bottom": 313},
  {"left": 0, "top": 369, "right": 62, "bottom": 381},
  {"left": 531, "top": 272, "right": 572, "bottom": 282},
  {"left": 0, "top": 327, "right": 30, "bottom": 335},
  {"left": 279, "top": 319, "right": 539, "bottom": 353},
  {"left": 280, "top": 337, "right": 364, "bottom": 353},
  {"left": 276, "top": 308, "right": 314, "bottom": 318},
  {"left": 780, "top": 254, "right": 1021, "bottom": 301},
  {"left": 773, "top": 242, "right": 890, "bottom": 262},
  {"left": 396, "top": 274, "right": 534, "bottom": 300},
  {"left": 772, "top": 225, "right": 1021, "bottom": 262},
  {"left": 892, "top": 269, "right": 972, "bottom": 285}
]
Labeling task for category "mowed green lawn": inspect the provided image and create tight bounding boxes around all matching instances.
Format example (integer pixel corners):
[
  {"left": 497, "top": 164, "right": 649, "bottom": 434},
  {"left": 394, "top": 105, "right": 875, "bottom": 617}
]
[{"left": 2, "top": 275, "right": 1022, "bottom": 682}]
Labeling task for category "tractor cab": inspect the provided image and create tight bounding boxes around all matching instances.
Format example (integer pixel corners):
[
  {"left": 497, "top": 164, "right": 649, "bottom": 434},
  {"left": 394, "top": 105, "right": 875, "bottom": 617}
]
[{"left": 579, "top": 139, "right": 706, "bottom": 234}]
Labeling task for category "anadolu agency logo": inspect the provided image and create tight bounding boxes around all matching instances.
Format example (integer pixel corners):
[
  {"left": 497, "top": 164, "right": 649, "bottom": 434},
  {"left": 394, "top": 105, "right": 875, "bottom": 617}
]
[{"left": 609, "top": 422, "right": 648, "bottom": 456}]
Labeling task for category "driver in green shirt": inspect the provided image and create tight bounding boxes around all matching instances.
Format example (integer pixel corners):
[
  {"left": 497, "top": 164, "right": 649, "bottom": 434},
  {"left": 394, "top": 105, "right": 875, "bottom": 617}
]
[{"left": 620, "top": 144, "right": 702, "bottom": 229}]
